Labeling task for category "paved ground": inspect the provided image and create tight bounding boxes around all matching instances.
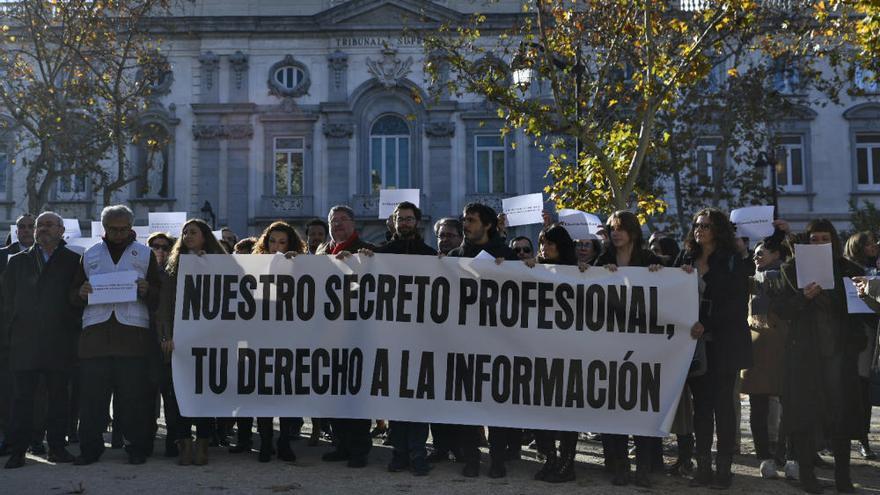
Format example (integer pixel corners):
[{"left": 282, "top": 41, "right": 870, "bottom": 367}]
[{"left": 2, "top": 400, "right": 879, "bottom": 494}]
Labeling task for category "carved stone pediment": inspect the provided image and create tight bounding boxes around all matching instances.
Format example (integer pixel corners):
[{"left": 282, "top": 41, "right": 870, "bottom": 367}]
[
  {"left": 366, "top": 48, "right": 413, "bottom": 89},
  {"left": 317, "top": 0, "right": 461, "bottom": 27}
]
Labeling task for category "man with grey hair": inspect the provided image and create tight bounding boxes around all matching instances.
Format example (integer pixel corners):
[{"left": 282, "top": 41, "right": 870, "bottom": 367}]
[
  {"left": 69, "top": 205, "right": 162, "bottom": 466},
  {"left": 3, "top": 212, "right": 81, "bottom": 468},
  {"left": 315, "top": 205, "right": 375, "bottom": 468},
  {"left": 433, "top": 217, "right": 463, "bottom": 255}
]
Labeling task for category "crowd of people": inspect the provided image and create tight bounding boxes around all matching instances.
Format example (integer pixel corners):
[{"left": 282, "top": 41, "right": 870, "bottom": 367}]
[{"left": 0, "top": 200, "right": 877, "bottom": 495}]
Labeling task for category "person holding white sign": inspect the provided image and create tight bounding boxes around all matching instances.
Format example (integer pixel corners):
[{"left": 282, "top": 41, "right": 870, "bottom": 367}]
[
  {"left": 842, "top": 232, "right": 880, "bottom": 461},
  {"left": 2, "top": 212, "right": 81, "bottom": 469},
  {"left": 160, "top": 218, "right": 228, "bottom": 466},
  {"left": 776, "top": 219, "right": 869, "bottom": 494},
  {"left": 70, "top": 205, "right": 162, "bottom": 467},
  {"left": 675, "top": 208, "right": 752, "bottom": 489}
]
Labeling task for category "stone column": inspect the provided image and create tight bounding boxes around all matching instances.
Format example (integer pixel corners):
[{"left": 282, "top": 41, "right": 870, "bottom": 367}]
[
  {"left": 425, "top": 121, "right": 456, "bottom": 217},
  {"left": 327, "top": 50, "right": 348, "bottom": 103},
  {"left": 225, "top": 123, "right": 253, "bottom": 234},
  {"left": 323, "top": 121, "right": 354, "bottom": 207}
]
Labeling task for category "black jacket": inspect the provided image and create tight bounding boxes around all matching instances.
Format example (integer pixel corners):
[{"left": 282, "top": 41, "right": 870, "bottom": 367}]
[
  {"left": 375, "top": 236, "right": 437, "bottom": 256},
  {"left": 2, "top": 244, "right": 82, "bottom": 371},
  {"left": 447, "top": 235, "right": 517, "bottom": 260},
  {"left": 675, "top": 248, "right": 752, "bottom": 372},
  {"left": 595, "top": 248, "right": 662, "bottom": 268}
]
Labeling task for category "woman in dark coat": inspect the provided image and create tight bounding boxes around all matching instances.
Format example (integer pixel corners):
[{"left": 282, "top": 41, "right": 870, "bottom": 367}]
[
  {"left": 594, "top": 211, "right": 664, "bottom": 488},
  {"left": 674, "top": 208, "right": 752, "bottom": 489},
  {"left": 777, "top": 219, "right": 867, "bottom": 493},
  {"left": 522, "top": 224, "right": 588, "bottom": 483}
]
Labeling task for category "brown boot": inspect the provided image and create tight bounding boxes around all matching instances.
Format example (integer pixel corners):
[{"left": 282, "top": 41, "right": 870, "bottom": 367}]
[
  {"left": 176, "top": 439, "right": 192, "bottom": 466},
  {"left": 193, "top": 438, "right": 209, "bottom": 466}
]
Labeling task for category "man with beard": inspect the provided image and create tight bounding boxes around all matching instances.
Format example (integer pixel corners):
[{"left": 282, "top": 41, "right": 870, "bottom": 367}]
[
  {"left": 71, "top": 205, "right": 162, "bottom": 466},
  {"left": 3, "top": 212, "right": 81, "bottom": 468},
  {"left": 317, "top": 205, "right": 375, "bottom": 468},
  {"left": 358, "top": 202, "right": 436, "bottom": 475},
  {"left": 445, "top": 203, "right": 519, "bottom": 478},
  {"left": 305, "top": 218, "right": 329, "bottom": 255}
]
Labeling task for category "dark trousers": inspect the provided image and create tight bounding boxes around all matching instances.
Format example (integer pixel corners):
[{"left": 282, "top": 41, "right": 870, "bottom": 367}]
[
  {"left": 859, "top": 377, "right": 872, "bottom": 442},
  {"left": 535, "top": 430, "right": 578, "bottom": 460},
  {"left": 0, "top": 357, "right": 11, "bottom": 441},
  {"left": 749, "top": 394, "right": 773, "bottom": 459},
  {"left": 449, "top": 425, "right": 482, "bottom": 465},
  {"left": 429, "top": 423, "right": 456, "bottom": 455},
  {"left": 256, "top": 417, "right": 297, "bottom": 444},
  {"left": 158, "top": 364, "right": 181, "bottom": 443},
  {"left": 8, "top": 370, "right": 69, "bottom": 453},
  {"left": 330, "top": 418, "right": 372, "bottom": 459},
  {"left": 390, "top": 421, "right": 428, "bottom": 463},
  {"left": 603, "top": 434, "right": 657, "bottom": 469},
  {"left": 79, "top": 357, "right": 154, "bottom": 459},
  {"left": 689, "top": 367, "right": 737, "bottom": 459},
  {"left": 488, "top": 427, "right": 521, "bottom": 461}
]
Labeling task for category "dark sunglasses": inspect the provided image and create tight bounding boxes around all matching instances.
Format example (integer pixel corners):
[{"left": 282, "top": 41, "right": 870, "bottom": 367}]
[{"left": 513, "top": 247, "right": 532, "bottom": 254}]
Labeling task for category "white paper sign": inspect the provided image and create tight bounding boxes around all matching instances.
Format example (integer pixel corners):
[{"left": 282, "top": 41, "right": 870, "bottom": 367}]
[
  {"left": 473, "top": 250, "right": 496, "bottom": 262},
  {"left": 844, "top": 277, "right": 876, "bottom": 314},
  {"left": 87, "top": 270, "right": 139, "bottom": 305},
  {"left": 212, "top": 230, "right": 224, "bottom": 241},
  {"left": 9, "top": 225, "right": 16, "bottom": 244},
  {"left": 133, "top": 226, "right": 151, "bottom": 245},
  {"left": 65, "top": 237, "right": 101, "bottom": 256},
  {"left": 149, "top": 212, "right": 187, "bottom": 236},
  {"left": 378, "top": 189, "right": 420, "bottom": 219},
  {"left": 91, "top": 222, "right": 104, "bottom": 238},
  {"left": 558, "top": 209, "right": 603, "bottom": 239},
  {"left": 794, "top": 243, "right": 835, "bottom": 289},
  {"left": 502, "top": 193, "right": 544, "bottom": 227},
  {"left": 730, "top": 206, "right": 775, "bottom": 239},
  {"left": 62, "top": 218, "right": 82, "bottom": 240}
]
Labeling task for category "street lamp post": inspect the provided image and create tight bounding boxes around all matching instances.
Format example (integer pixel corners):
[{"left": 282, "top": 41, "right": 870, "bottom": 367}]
[{"left": 754, "top": 151, "right": 779, "bottom": 218}]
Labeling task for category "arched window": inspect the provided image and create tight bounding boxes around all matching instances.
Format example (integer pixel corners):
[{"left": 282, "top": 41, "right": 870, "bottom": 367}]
[
  {"left": 274, "top": 66, "right": 305, "bottom": 90},
  {"left": 369, "top": 115, "right": 410, "bottom": 192}
]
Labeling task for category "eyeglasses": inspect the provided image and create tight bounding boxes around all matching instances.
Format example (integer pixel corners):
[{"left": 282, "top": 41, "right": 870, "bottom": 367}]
[
  {"left": 693, "top": 222, "right": 712, "bottom": 231},
  {"left": 329, "top": 217, "right": 352, "bottom": 226},
  {"left": 576, "top": 241, "right": 593, "bottom": 248},
  {"left": 150, "top": 244, "right": 171, "bottom": 252},
  {"left": 513, "top": 247, "right": 532, "bottom": 254},
  {"left": 396, "top": 216, "right": 417, "bottom": 224},
  {"left": 105, "top": 226, "right": 132, "bottom": 234}
]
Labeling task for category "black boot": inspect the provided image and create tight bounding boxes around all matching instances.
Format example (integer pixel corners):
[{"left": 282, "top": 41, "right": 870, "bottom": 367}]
[
  {"left": 534, "top": 453, "right": 557, "bottom": 481},
  {"left": 276, "top": 437, "right": 296, "bottom": 462},
  {"left": 711, "top": 454, "right": 732, "bottom": 489},
  {"left": 833, "top": 438, "right": 855, "bottom": 493},
  {"left": 634, "top": 461, "right": 652, "bottom": 488},
  {"left": 546, "top": 434, "right": 576, "bottom": 483},
  {"left": 612, "top": 458, "right": 630, "bottom": 486},
  {"left": 258, "top": 436, "right": 273, "bottom": 463},
  {"left": 689, "top": 455, "right": 713, "bottom": 487},
  {"left": 800, "top": 461, "right": 823, "bottom": 494}
]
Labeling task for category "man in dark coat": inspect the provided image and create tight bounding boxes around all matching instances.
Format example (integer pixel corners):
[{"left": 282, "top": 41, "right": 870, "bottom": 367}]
[
  {"left": 445, "top": 202, "right": 518, "bottom": 478},
  {"left": 317, "top": 205, "right": 376, "bottom": 468},
  {"left": 0, "top": 213, "right": 35, "bottom": 456},
  {"left": 3, "top": 212, "right": 81, "bottom": 469},
  {"left": 361, "top": 202, "right": 436, "bottom": 476}
]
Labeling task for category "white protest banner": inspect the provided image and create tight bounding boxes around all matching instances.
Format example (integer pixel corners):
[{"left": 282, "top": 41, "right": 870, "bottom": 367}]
[
  {"left": 149, "top": 212, "right": 187, "bottom": 236},
  {"left": 87, "top": 270, "right": 139, "bottom": 305},
  {"left": 65, "top": 237, "right": 100, "bottom": 256},
  {"left": 91, "top": 221, "right": 104, "bottom": 238},
  {"left": 844, "top": 277, "right": 876, "bottom": 314},
  {"left": 558, "top": 209, "right": 603, "bottom": 239},
  {"left": 9, "top": 225, "right": 16, "bottom": 244},
  {"left": 133, "top": 226, "right": 151, "bottom": 245},
  {"left": 794, "top": 243, "right": 835, "bottom": 289},
  {"left": 730, "top": 206, "right": 775, "bottom": 239},
  {"left": 502, "top": 193, "right": 544, "bottom": 227},
  {"left": 379, "top": 189, "right": 420, "bottom": 219},
  {"left": 172, "top": 254, "right": 698, "bottom": 436},
  {"left": 63, "top": 218, "right": 82, "bottom": 240}
]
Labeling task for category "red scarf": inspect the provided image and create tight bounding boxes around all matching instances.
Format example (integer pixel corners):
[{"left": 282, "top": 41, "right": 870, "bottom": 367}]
[{"left": 329, "top": 233, "right": 359, "bottom": 255}]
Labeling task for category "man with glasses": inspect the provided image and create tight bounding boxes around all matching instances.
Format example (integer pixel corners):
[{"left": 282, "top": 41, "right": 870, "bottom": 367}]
[
  {"left": 0, "top": 214, "right": 36, "bottom": 456},
  {"left": 508, "top": 236, "right": 534, "bottom": 261},
  {"left": 70, "top": 205, "right": 162, "bottom": 466},
  {"left": 3, "top": 212, "right": 81, "bottom": 468},
  {"left": 433, "top": 217, "right": 463, "bottom": 255},
  {"left": 316, "top": 205, "right": 375, "bottom": 468}
]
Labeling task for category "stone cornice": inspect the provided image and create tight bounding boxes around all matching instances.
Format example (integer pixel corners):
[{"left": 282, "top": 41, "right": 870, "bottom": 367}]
[{"left": 191, "top": 103, "right": 258, "bottom": 115}]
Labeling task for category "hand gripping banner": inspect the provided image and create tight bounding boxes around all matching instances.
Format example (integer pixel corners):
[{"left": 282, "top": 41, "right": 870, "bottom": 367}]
[{"left": 172, "top": 253, "right": 698, "bottom": 436}]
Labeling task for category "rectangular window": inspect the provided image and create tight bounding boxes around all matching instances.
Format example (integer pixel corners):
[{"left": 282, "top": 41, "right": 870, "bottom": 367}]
[
  {"left": 475, "top": 135, "right": 506, "bottom": 194},
  {"left": 694, "top": 139, "right": 720, "bottom": 182},
  {"left": 56, "top": 164, "right": 87, "bottom": 199},
  {"left": 856, "top": 134, "right": 880, "bottom": 189},
  {"left": 773, "top": 59, "right": 801, "bottom": 95},
  {"left": 273, "top": 137, "right": 304, "bottom": 196},
  {"left": 775, "top": 135, "right": 806, "bottom": 192}
]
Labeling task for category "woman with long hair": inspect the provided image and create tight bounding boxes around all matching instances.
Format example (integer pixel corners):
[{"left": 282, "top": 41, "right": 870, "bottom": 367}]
[
  {"left": 594, "top": 211, "right": 663, "bottom": 488},
  {"left": 161, "top": 219, "right": 228, "bottom": 466},
  {"left": 844, "top": 232, "right": 879, "bottom": 460},
  {"left": 250, "top": 221, "right": 306, "bottom": 463},
  {"left": 674, "top": 208, "right": 752, "bottom": 489},
  {"left": 524, "top": 224, "right": 587, "bottom": 483}
]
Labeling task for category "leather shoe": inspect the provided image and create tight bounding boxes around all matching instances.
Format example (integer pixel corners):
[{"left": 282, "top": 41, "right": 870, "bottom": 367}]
[
  {"left": 28, "top": 441, "right": 46, "bottom": 456},
  {"left": 462, "top": 462, "right": 479, "bottom": 477},
  {"left": 860, "top": 442, "right": 877, "bottom": 460},
  {"left": 488, "top": 461, "right": 506, "bottom": 478},
  {"left": 48, "top": 448, "right": 75, "bottom": 463},
  {"left": 4, "top": 453, "right": 25, "bottom": 469}
]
